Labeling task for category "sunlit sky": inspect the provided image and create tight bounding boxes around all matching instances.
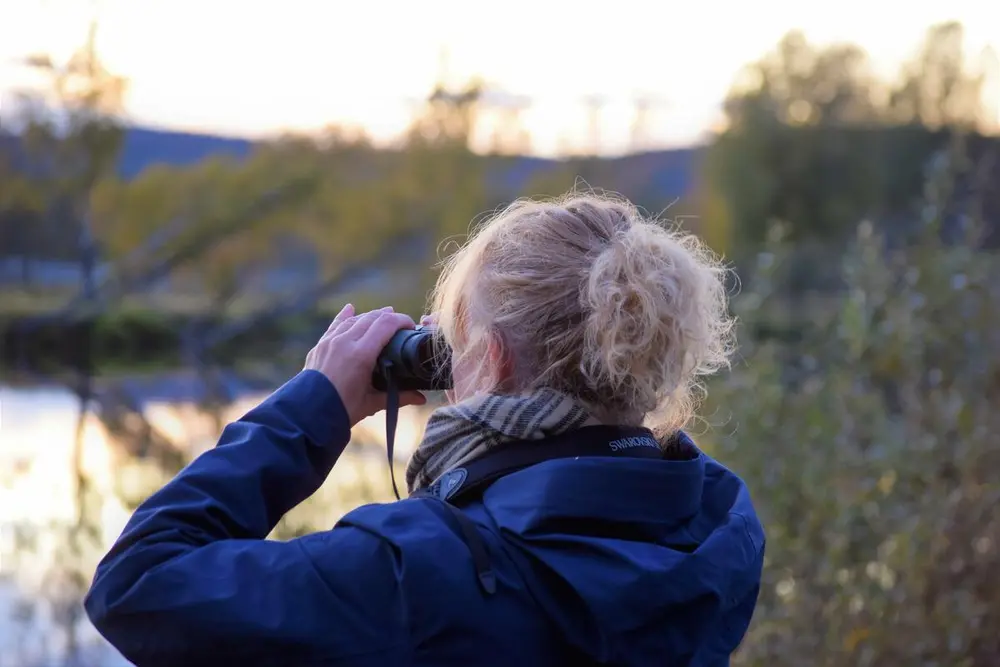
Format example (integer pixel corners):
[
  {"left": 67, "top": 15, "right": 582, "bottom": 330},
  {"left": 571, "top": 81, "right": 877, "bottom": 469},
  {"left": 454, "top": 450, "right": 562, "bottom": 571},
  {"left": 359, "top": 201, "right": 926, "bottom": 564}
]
[{"left": 1, "top": 0, "right": 997, "bottom": 156}]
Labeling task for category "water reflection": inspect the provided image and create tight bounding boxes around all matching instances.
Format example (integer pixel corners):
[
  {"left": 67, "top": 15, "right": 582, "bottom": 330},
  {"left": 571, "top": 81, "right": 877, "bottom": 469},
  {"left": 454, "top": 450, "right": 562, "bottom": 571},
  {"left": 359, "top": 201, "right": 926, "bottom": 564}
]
[{"left": 0, "top": 372, "right": 433, "bottom": 666}]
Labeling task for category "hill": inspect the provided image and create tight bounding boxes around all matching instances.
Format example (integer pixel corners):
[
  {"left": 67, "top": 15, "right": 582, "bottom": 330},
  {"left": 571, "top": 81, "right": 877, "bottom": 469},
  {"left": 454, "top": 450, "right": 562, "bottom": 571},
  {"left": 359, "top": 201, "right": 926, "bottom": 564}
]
[
  {"left": 116, "top": 127, "right": 700, "bottom": 197},
  {"left": 118, "top": 127, "right": 254, "bottom": 178},
  {"left": 2, "top": 125, "right": 700, "bottom": 201}
]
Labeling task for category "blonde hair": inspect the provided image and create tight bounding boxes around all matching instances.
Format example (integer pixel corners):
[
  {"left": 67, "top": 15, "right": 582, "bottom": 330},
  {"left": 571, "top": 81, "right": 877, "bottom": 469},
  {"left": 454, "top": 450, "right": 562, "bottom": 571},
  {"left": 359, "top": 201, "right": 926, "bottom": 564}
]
[{"left": 431, "top": 192, "right": 736, "bottom": 433}]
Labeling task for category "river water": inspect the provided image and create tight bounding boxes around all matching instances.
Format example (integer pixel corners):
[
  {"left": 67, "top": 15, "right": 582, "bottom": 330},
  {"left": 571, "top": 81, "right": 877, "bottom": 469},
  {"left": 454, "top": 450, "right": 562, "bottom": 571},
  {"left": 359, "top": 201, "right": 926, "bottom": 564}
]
[{"left": 0, "top": 372, "right": 432, "bottom": 666}]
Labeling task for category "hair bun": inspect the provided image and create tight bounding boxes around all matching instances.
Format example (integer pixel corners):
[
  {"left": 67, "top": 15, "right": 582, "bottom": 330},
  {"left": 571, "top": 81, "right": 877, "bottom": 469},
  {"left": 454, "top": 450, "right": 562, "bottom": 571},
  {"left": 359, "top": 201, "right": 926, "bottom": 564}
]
[{"left": 581, "top": 221, "right": 734, "bottom": 429}]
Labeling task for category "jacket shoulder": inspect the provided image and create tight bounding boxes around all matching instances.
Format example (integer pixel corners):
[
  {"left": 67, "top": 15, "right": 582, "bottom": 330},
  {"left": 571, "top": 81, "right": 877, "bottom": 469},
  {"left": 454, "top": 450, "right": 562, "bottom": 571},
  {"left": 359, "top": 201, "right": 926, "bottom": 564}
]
[
  {"left": 701, "top": 455, "right": 765, "bottom": 555},
  {"left": 338, "top": 498, "right": 457, "bottom": 540},
  {"left": 336, "top": 498, "right": 484, "bottom": 580}
]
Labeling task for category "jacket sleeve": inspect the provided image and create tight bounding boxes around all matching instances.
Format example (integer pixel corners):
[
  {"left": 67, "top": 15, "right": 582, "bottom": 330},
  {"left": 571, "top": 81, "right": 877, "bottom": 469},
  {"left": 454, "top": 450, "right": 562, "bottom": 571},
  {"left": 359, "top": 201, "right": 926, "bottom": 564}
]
[{"left": 84, "top": 370, "right": 409, "bottom": 667}]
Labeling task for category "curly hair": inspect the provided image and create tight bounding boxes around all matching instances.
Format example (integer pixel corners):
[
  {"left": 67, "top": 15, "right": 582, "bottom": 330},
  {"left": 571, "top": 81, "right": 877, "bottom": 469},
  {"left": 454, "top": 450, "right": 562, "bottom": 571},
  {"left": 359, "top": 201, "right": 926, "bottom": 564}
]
[{"left": 430, "top": 191, "right": 736, "bottom": 433}]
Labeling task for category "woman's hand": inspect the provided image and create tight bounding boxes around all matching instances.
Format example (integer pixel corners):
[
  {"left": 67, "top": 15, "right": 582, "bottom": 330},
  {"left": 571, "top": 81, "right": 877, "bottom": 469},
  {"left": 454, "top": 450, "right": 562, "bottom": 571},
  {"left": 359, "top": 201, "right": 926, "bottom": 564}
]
[{"left": 305, "top": 304, "right": 427, "bottom": 426}]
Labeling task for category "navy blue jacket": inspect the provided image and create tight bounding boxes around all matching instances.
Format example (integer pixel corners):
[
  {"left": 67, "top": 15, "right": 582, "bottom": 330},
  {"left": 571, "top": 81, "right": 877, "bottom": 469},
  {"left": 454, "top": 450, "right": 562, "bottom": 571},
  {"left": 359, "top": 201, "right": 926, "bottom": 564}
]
[{"left": 85, "top": 370, "right": 764, "bottom": 666}]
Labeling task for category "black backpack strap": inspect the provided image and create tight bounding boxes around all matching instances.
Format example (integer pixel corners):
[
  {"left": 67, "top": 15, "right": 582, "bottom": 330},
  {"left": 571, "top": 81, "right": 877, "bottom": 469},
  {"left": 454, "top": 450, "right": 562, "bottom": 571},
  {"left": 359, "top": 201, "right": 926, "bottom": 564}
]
[
  {"left": 409, "top": 425, "right": 670, "bottom": 597},
  {"left": 435, "top": 502, "right": 498, "bottom": 594},
  {"left": 418, "top": 425, "right": 663, "bottom": 505}
]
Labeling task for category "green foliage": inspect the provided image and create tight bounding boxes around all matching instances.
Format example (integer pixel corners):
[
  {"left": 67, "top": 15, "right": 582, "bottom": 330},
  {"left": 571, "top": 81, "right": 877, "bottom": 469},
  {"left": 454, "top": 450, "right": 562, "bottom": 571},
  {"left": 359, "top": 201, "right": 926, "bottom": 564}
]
[
  {"left": 83, "top": 90, "right": 495, "bottom": 313},
  {"left": 704, "top": 168, "right": 999, "bottom": 665},
  {"left": 707, "top": 22, "right": 999, "bottom": 253}
]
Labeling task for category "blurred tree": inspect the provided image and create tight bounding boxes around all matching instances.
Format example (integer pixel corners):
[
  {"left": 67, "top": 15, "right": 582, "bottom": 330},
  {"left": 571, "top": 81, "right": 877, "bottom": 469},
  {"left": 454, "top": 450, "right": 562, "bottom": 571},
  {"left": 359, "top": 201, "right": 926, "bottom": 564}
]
[
  {"left": 707, "top": 31, "right": 883, "bottom": 251},
  {"left": 0, "top": 160, "right": 46, "bottom": 283},
  {"left": 411, "top": 80, "right": 483, "bottom": 147},
  {"left": 91, "top": 150, "right": 324, "bottom": 307},
  {"left": 480, "top": 93, "right": 533, "bottom": 156},
  {"left": 89, "top": 108, "right": 481, "bottom": 319},
  {"left": 724, "top": 31, "right": 880, "bottom": 129},
  {"left": 386, "top": 79, "right": 492, "bottom": 304},
  {"left": 889, "top": 22, "right": 989, "bottom": 130},
  {"left": 13, "top": 21, "right": 126, "bottom": 298},
  {"left": 691, "top": 166, "right": 734, "bottom": 257},
  {"left": 706, "top": 23, "right": 997, "bottom": 257}
]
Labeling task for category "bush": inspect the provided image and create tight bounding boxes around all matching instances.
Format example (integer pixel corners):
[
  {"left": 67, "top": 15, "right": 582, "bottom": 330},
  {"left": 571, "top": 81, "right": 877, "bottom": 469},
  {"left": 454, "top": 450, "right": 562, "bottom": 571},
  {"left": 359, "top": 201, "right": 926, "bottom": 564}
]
[{"left": 705, "top": 183, "right": 999, "bottom": 665}]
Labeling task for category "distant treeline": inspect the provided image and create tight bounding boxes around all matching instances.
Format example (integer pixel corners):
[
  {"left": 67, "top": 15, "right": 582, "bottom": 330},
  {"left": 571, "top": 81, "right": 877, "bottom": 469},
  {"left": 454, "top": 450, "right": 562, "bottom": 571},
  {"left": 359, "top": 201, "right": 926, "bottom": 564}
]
[
  {"left": 708, "top": 125, "right": 1000, "bottom": 251},
  {"left": 0, "top": 20, "right": 997, "bottom": 331}
]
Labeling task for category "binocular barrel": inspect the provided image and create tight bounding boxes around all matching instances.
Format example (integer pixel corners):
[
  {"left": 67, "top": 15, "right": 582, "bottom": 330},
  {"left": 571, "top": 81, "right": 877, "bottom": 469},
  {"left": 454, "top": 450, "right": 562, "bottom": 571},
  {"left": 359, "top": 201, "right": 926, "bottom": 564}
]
[{"left": 371, "top": 325, "right": 453, "bottom": 392}]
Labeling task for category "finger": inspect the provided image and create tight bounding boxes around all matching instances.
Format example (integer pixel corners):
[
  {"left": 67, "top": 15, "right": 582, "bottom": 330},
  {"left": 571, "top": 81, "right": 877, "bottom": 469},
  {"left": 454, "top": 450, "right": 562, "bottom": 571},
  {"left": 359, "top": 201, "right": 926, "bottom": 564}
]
[
  {"left": 342, "top": 308, "right": 390, "bottom": 342},
  {"left": 324, "top": 304, "right": 357, "bottom": 340},
  {"left": 327, "top": 316, "right": 357, "bottom": 340},
  {"left": 347, "top": 306, "right": 394, "bottom": 328},
  {"left": 347, "top": 309, "right": 411, "bottom": 344},
  {"left": 420, "top": 313, "right": 438, "bottom": 327},
  {"left": 353, "top": 312, "right": 416, "bottom": 351},
  {"left": 326, "top": 304, "right": 354, "bottom": 334},
  {"left": 329, "top": 306, "right": 393, "bottom": 340}
]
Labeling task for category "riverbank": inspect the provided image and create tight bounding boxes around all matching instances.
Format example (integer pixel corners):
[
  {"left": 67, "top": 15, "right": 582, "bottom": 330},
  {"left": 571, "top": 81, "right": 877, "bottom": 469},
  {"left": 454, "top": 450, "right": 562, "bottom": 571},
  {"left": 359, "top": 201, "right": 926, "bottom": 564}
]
[
  {"left": 1, "top": 307, "right": 308, "bottom": 370},
  {"left": 0, "top": 289, "right": 425, "bottom": 371}
]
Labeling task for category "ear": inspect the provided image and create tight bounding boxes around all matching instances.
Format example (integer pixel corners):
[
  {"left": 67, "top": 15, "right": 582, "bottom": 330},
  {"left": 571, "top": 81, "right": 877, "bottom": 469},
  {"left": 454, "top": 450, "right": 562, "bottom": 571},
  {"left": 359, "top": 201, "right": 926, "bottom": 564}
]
[{"left": 486, "top": 331, "right": 516, "bottom": 390}]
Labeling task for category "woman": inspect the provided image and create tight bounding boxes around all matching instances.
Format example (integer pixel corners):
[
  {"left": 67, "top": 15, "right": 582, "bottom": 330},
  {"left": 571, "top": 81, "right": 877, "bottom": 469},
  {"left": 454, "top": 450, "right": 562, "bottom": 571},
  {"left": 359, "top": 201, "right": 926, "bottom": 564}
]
[{"left": 86, "top": 193, "right": 764, "bottom": 666}]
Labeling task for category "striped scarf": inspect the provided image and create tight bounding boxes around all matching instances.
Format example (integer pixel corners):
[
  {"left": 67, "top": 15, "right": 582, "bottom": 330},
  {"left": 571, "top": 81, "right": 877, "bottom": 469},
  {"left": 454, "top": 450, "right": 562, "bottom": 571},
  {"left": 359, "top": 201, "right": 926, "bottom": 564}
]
[{"left": 405, "top": 388, "right": 601, "bottom": 494}]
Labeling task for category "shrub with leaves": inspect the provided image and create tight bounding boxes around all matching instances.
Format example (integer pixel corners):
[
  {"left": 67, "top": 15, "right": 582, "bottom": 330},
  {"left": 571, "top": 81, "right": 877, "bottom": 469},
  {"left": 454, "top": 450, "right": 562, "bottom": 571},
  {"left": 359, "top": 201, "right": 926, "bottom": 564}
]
[{"left": 706, "top": 165, "right": 999, "bottom": 665}]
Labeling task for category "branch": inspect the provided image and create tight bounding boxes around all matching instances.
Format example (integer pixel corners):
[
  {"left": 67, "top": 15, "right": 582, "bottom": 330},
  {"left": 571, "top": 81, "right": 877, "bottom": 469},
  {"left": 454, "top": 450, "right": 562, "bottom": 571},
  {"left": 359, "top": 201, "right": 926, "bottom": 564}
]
[
  {"left": 18, "top": 174, "right": 319, "bottom": 328},
  {"left": 198, "top": 230, "right": 427, "bottom": 351}
]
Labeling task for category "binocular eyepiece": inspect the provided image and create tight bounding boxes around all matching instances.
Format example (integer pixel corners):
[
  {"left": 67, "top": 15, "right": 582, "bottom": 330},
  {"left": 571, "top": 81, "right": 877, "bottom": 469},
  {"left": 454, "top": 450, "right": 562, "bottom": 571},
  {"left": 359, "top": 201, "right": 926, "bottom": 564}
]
[{"left": 372, "top": 325, "right": 453, "bottom": 392}]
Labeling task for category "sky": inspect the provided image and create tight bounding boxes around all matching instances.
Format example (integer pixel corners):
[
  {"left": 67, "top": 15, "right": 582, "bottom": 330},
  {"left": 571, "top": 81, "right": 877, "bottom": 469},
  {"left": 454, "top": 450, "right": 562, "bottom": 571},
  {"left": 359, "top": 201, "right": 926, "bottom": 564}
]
[{"left": 0, "top": 0, "right": 998, "bottom": 156}]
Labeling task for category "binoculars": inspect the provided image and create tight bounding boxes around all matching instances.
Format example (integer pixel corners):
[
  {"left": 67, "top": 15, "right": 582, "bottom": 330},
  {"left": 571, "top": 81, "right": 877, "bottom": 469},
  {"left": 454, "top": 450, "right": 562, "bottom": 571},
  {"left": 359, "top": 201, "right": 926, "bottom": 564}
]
[{"left": 372, "top": 325, "right": 453, "bottom": 392}]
